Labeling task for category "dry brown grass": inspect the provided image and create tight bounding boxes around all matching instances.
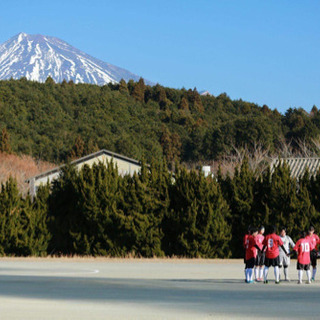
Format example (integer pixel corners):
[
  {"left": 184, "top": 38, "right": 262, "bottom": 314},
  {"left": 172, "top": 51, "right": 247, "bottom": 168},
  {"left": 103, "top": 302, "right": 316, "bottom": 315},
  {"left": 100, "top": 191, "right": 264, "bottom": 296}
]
[
  {"left": 184, "top": 140, "right": 320, "bottom": 179},
  {"left": 0, "top": 152, "right": 56, "bottom": 195}
]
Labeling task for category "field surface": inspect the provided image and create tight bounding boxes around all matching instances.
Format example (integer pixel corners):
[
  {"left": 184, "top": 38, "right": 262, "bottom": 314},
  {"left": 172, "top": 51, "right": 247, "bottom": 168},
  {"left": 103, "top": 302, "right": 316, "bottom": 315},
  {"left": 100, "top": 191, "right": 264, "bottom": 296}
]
[{"left": 0, "top": 258, "right": 318, "bottom": 319}]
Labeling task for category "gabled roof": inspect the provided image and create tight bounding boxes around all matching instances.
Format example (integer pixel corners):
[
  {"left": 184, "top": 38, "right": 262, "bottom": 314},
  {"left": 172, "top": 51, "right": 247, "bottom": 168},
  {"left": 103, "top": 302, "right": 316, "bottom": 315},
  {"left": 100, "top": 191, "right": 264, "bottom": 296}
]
[
  {"left": 26, "top": 149, "right": 141, "bottom": 182},
  {"left": 270, "top": 157, "right": 320, "bottom": 179}
]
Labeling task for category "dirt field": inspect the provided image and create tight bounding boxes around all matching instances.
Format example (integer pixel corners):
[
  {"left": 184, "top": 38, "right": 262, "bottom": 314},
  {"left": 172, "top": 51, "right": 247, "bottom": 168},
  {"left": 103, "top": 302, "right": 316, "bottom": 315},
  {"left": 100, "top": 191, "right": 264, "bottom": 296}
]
[{"left": 0, "top": 258, "right": 318, "bottom": 319}]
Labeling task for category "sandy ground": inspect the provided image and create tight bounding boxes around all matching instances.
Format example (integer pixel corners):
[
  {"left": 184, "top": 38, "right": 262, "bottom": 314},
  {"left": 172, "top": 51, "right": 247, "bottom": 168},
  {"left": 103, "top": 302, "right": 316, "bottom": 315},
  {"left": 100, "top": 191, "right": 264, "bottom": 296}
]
[{"left": 0, "top": 258, "right": 318, "bottom": 319}]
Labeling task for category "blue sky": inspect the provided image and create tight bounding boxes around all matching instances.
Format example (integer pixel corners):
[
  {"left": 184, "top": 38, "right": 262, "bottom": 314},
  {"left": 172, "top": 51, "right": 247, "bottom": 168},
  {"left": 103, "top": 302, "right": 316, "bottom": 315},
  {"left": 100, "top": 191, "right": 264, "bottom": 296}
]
[{"left": 0, "top": 0, "right": 319, "bottom": 113}]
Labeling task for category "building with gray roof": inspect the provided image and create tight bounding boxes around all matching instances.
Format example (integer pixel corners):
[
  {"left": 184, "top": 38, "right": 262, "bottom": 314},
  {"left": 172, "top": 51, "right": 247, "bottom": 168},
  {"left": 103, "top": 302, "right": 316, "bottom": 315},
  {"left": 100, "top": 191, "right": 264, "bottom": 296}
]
[
  {"left": 270, "top": 157, "right": 320, "bottom": 179},
  {"left": 26, "top": 149, "right": 141, "bottom": 198}
]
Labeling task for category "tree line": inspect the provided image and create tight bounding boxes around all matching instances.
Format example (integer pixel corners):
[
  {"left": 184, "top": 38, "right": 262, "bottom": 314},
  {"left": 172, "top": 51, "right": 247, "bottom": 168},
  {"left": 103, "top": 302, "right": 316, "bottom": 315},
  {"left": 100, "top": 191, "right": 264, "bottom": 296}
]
[
  {"left": 1, "top": 78, "right": 320, "bottom": 166},
  {"left": 0, "top": 159, "right": 319, "bottom": 258}
]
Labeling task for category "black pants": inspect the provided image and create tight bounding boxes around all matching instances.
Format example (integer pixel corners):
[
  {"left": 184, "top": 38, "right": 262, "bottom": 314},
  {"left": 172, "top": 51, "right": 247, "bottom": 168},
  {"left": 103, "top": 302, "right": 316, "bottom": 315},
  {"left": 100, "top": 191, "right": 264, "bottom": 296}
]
[{"left": 264, "top": 256, "right": 280, "bottom": 267}]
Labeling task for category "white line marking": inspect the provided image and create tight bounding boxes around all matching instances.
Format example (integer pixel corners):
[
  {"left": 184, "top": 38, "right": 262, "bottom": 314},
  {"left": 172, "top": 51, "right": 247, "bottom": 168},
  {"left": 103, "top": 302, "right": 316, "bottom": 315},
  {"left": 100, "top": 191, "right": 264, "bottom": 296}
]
[{"left": 0, "top": 269, "right": 100, "bottom": 276}]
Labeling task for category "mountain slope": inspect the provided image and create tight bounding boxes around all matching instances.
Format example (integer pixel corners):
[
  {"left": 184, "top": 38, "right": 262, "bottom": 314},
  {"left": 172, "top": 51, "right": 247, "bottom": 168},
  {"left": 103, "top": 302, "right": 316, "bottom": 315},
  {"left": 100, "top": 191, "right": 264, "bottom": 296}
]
[{"left": 0, "top": 33, "right": 151, "bottom": 85}]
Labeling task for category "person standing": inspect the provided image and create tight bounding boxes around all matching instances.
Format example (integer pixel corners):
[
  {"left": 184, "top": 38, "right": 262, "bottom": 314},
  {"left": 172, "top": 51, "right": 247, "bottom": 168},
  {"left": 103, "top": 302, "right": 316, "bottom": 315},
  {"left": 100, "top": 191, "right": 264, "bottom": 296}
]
[
  {"left": 306, "top": 226, "right": 319, "bottom": 281},
  {"left": 279, "top": 227, "right": 295, "bottom": 281},
  {"left": 293, "top": 231, "right": 312, "bottom": 284},
  {"left": 254, "top": 226, "right": 265, "bottom": 281},
  {"left": 243, "top": 226, "right": 251, "bottom": 282},
  {"left": 245, "top": 227, "right": 259, "bottom": 283},
  {"left": 262, "top": 226, "right": 288, "bottom": 284}
]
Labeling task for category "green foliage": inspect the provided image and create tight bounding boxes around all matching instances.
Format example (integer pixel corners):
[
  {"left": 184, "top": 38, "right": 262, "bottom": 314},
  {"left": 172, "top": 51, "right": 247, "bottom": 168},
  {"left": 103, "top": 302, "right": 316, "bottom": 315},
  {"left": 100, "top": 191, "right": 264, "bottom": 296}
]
[
  {"left": 0, "top": 78, "right": 318, "bottom": 165},
  {"left": 131, "top": 78, "right": 145, "bottom": 102},
  {"left": 219, "top": 158, "right": 256, "bottom": 257},
  {"left": 48, "top": 164, "right": 83, "bottom": 254},
  {"left": 120, "top": 160, "right": 170, "bottom": 257},
  {"left": 0, "top": 128, "right": 12, "bottom": 153},
  {"left": 217, "top": 160, "right": 320, "bottom": 257},
  {"left": 119, "top": 79, "right": 129, "bottom": 95},
  {"left": 46, "top": 160, "right": 233, "bottom": 257},
  {"left": 1, "top": 156, "right": 320, "bottom": 258},
  {"left": 31, "top": 184, "right": 51, "bottom": 255},
  {"left": 0, "top": 177, "right": 50, "bottom": 256},
  {"left": 163, "top": 166, "right": 231, "bottom": 258}
]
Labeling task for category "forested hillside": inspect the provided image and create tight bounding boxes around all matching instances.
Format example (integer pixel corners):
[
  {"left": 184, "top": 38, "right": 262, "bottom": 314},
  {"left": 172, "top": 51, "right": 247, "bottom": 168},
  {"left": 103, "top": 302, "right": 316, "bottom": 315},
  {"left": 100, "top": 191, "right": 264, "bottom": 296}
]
[{"left": 0, "top": 78, "right": 319, "bottom": 165}]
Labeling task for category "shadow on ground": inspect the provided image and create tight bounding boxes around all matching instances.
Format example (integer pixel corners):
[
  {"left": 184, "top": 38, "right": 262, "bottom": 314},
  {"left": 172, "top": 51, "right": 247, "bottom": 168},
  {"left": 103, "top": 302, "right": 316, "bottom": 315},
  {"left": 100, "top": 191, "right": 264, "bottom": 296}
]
[{"left": 0, "top": 274, "right": 318, "bottom": 318}]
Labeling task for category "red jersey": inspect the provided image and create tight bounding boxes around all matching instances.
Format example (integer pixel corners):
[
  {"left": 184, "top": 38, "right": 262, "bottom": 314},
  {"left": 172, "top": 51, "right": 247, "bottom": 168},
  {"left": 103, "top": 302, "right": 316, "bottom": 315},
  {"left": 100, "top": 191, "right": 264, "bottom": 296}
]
[
  {"left": 294, "top": 238, "right": 312, "bottom": 265},
  {"left": 243, "top": 234, "right": 250, "bottom": 249},
  {"left": 255, "top": 234, "right": 264, "bottom": 251},
  {"left": 245, "top": 235, "right": 258, "bottom": 260},
  {"left": 262, "top": 233, "right": 283, "bottom": 259},
  {"left": 305, "top": 234, "right": 319, "bottom": 250}
]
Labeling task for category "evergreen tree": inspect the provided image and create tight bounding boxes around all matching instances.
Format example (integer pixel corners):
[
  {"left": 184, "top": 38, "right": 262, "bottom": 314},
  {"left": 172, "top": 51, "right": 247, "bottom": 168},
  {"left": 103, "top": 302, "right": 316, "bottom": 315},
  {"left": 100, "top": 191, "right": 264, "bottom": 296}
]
[
  {"left": 131, "top": 78, "right": 145, "bottom": 102},
  {"left": 160, "top": 127, "right": 181, "bottom": 166},
  {"left": 87, "top": 138, "right": 99, "bottom": 154},
  {"left": 0, "top": 177, "right": 24, "bottom": 255},
  {"left": 179, "top": 97, "right": 189, "bottom": 111},
  {"left": 220, "top": 158, "right": 256, "bottom": 257},
  {"left": 192, "top": 88, "right": 204, "bottom": 113},
  {"left": 121, "top": 161, "right": 169, "bottom": 257},
  {"left": 77, "top": 161, "right": 124, "bottom": 256},
  {"left": 31, "top": 184, "right": 51, "bottom": 255},
  {"left": 309, "top": 171, "right": 320, "bottom": 213},
  {"left": 127, "top": 79, "right": 135, "bottom": 94},
  {"left": 49, "top": 161, "right": 126, "bottom": 256},
  {"left": 18, "top": 192, "right": 50, "bottom": 256},
  {"left": 45, "top": 76, "right": 55, "bottom": 86},
  {"left": 295, "top": 170, "right": 320, "bottom": 237},
  {"left": 163, "top": 166, "right": 231, "bottom": 257},
  {"left": 252, "top": 167, "right": 272, "bottom": 227},
  {"left": 119, "top": 79, "right": 129, "bottom": 95},
  {"left": 70, "top": 136, "right": 86, "bottom": 159},
  {"left": 48, "top": 165, "right": 79, "bottom": 254},
  {"left": 157, "top": 87, "right": 168, "bottom": 110},
  {"left": 0, "top": 128, "right": 12, "bottom": 153},
  {"left": 266, "top": 162, "right": 299, "bottom": 235}
]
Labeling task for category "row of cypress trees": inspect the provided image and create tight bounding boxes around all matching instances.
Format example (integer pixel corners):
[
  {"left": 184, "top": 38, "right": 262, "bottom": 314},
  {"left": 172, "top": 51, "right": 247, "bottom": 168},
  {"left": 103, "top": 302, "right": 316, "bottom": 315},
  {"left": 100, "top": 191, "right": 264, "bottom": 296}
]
[
  {"left": 47, "top": 161, "right": 231, "bottom": 257},
  {"left": 0, "top": 159, "right": 319, "bottom": 258},
  {"left": 219, "top": 161, "right": 320, "bottom": 257}
]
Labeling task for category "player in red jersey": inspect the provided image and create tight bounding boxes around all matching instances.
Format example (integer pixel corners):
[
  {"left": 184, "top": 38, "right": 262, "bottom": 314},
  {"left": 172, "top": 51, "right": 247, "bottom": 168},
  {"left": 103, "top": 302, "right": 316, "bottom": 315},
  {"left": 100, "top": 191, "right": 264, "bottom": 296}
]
[
  {"left": 293, "top": 231, "right": 312, "bottom": 284},
  {"left": 243, "top": 226, "right": 252, "bottom": 282},
  {"left": 254, "top": 226, "right": 265, "bottom": 281},
  {"left": 262, "top": 226, "right": 288, "bottom": 284},
  {"left": 245, "top": 227, "right": 259, "bottom": 283},
  {"left": 306, "top": 226, "right": 319, "bottom": 281}
]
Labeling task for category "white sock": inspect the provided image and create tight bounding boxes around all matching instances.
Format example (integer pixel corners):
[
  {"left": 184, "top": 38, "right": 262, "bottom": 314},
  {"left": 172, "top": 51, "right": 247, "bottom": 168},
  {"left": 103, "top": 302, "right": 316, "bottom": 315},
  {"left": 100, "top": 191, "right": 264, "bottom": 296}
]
[
  {"left": 245, "top": 269, "right": 250, "bottom": 282},
  {"left": 307, "top": 270, "right": 311, "bottom": 282},
  {"left": 254, "top": 267, "right": 259, "bottom": 280},
  {"left": 298, "top": 270, "right": 303, "bottom": 282},
  {"left": 274, "top": 266, "right": 280, "bottom": 282},
  {"left": 264, "top": 267, "right": 269, "bottom": 281},
  {"left": 259, "top": 267, "right": 263, "bottom": 279},
  {"left": 248, "top": 268, "right": 253, "bottom": 282},
  {"left": 284, "top": 267, "right": 288, "bottom": 280},
  {"left": 312, "top": 267, "right": 317, "bottom": 279}
]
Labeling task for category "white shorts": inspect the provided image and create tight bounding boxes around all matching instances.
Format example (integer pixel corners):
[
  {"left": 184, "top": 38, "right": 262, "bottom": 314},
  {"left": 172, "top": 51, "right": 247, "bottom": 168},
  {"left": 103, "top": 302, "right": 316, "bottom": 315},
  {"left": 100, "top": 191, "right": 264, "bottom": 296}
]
[{"left": 279, "top": 253, "right": 290, "bottom": 267}]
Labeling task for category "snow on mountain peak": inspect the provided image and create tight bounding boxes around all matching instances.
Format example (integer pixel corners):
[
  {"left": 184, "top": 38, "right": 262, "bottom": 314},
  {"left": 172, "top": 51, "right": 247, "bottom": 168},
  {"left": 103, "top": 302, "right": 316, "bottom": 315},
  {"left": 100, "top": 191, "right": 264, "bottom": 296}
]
[
  {"left": 17, "top": 32, "right": 27, "bottom": 43},
  {"left": 0, "top": 32, "right": 151, "bottom": 85}
]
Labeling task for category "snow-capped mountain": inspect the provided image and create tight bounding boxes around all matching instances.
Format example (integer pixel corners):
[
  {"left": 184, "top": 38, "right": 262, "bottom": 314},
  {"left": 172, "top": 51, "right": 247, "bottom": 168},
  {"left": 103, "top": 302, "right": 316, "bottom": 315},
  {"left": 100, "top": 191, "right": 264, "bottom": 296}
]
[
  {"left": 199, "top": 90, "right": 212, "bottom": 96},
  {"left": 0, "top": 33, "right": 151, "bottom": 85}
]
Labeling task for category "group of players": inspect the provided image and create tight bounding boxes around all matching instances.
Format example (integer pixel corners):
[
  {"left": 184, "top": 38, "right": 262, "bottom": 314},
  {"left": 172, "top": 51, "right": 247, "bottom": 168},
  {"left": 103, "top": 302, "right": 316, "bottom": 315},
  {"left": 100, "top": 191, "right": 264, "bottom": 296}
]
[{"left": 244, "top": 225, "right": 319, "bottom": 284}]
